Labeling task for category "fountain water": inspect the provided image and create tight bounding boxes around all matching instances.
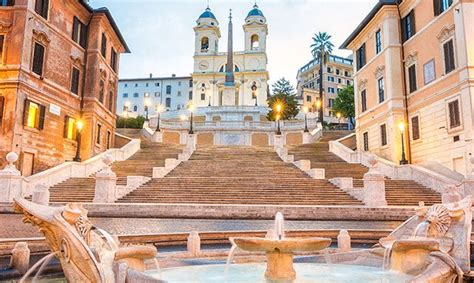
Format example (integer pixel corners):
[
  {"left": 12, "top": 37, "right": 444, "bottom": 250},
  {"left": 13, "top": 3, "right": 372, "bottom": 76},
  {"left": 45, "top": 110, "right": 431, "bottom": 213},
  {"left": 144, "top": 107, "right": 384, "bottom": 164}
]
[
  {"left": 19, "top": 251, "right": 59, "bottom": 283},
  {"left": 274, "top": 212, "right": 284, "bottom": 240}
]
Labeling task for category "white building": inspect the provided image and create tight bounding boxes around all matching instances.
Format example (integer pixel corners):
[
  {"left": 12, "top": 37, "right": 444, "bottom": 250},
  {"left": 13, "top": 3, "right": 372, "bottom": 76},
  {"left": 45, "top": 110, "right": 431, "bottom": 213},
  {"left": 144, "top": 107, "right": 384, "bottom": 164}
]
[
  {"left": 192, "top": 5, "right": 270, "bottom": 108},
  {"left": 117, "top": 74, "right": 192, "bottom": 118}
]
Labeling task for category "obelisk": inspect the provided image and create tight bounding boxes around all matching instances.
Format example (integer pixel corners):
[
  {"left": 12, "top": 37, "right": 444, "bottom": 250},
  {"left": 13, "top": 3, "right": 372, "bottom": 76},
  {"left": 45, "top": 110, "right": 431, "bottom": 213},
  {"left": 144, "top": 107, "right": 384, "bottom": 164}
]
[{"left": 222, "top": 9, "right": 237, "bottom": 106}]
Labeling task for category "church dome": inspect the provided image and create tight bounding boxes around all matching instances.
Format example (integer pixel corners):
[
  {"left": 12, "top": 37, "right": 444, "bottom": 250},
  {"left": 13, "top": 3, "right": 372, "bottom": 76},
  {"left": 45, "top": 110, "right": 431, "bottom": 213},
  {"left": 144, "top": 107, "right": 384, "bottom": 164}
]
[
  {"left": 247, "top": 4, "right": 264, "bottom": 18},
  {"left": 199, "top": 7, "right": 217, "bottom": 20}
]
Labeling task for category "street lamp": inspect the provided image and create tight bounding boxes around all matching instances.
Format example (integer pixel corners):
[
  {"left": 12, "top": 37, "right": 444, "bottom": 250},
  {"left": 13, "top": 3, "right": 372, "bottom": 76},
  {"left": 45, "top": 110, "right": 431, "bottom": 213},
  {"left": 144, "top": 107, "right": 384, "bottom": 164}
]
[
  {"left": 315, "top": 99, "right": 322, "bottom": 123},
  {"left": 155, "top": 104, "right": 164, "bottom": 132},
  {"left": 208, "top": 95, "right": 212, "bottom": 107},
  {"left": 275, "top": 103, "right": 282, "bottom": 135},
  {"left": 336, "top": 112, "right": 342, "bottom": 130},
  {"left": 188, "top": 103, "right": 195, "bottom": 134},
  {"left": 398, "top": 122, "right": 408, "bottom": 165},
  {"left": 73, "top": 119, "right": 84, "bottom": 162},
  {"left": 144, "top": 99, "right": 151, "bottom": 121},
  {"left": 303, "top": 106, "right": 309, "bottom": 132}
]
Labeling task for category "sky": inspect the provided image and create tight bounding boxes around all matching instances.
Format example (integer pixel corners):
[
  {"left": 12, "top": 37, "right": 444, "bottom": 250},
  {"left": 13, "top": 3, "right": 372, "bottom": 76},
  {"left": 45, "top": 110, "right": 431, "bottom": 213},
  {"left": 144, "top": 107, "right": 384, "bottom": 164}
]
[{"left": 88, "top": 0, "right": 378, "bottom": 87}]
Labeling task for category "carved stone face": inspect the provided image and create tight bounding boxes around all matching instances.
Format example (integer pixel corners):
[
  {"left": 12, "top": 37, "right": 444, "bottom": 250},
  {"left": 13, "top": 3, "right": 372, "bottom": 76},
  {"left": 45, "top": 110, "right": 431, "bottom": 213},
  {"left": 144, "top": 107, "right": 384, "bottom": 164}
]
[{"left": 426, "top": 204, "right": 451, "bottom": 237}]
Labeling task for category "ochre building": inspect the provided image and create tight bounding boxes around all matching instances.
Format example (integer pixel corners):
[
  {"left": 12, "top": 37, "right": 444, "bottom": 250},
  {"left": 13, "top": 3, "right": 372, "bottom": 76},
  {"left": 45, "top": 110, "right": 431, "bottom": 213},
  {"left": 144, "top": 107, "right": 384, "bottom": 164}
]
[
  {"left": 0, "top": 0, "right": 129, "bottom": 175},
  {"left": 341, "top": 0, "right": 474, "bottom": 175}
]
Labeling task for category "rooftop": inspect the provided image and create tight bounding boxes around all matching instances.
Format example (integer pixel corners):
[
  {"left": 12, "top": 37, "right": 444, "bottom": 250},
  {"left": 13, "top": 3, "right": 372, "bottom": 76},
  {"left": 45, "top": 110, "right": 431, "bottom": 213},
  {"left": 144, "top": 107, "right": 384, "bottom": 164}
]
[{"left": 299, "top": 55, "right": 353, "bottom": 74}]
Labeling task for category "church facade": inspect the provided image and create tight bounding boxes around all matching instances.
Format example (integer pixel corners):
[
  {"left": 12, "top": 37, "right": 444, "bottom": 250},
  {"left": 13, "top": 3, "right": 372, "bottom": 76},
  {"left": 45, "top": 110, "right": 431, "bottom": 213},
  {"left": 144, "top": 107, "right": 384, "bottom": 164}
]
[{"left": 191, "top": 5, "right": 270, "bottom": 108}]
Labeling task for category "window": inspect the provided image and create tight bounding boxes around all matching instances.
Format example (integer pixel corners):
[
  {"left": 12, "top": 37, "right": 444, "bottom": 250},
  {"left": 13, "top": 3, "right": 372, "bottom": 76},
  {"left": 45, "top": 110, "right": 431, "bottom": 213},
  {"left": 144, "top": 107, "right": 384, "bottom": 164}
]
[
  {"left": 0, "top": 0, "right": 14, "bottom": 6},
  {"left": 448, "top": 100, "right": 461, "bottom": 129},
  {"left": 70, "top": 67, "right": 81, "bottom": 95},
  {"left": 434, "top": 0, "right": 453, "bottom": 16},
  {"left": 177, "top": 91, "right": 181, "bottom": 97},
  {"left": 408, "top": 65, "right": 417, "bottom": 93},
  {"left": 251, "top": 34, "right": 259, "bottom": 50},
  {"left": 377, "top": 77, "right": 385, "bottom": 103},
  {"left": 189, "top": 91, "right": 193, "bottom": 100},
  {"left": 347, "top": 80, "right": 351, "bottom": 86},
  {"left": 35, "top": 0, "right": 48, "bottom": 19},
  {"left": 133, "top": 93, "right": 139, "bottom": 98},
  {"left": 375, "top": 29, "right": 382, "bottom": 54},
  {"left": 124, "top": 83, "right": 128, "bottom": 87},
  {"left": 110, "top": 48, "right": 117, "bottom": 71},
  {"left": 306, "top": 95, "right": 312, "bottom": 102},
  {"left": 328, "top": 87, "right": 335, "bottom": 93},
  {"left": 72, "top": 17, "right": 87, "bottom": 48},
  {"left": 411, "top": 116, "right": 420, "bottom": 140},
  {"left": 401, "top": 10, "right": 416, "bottom": 42},
  {"left": 106, "top": 131, "right": 111, "bottom": 149},
  {"left": 166, "top": 85, "right": 171, "bottom": 94},
  {"left": 328, "top": 98, "right": 334, "bottom": 107},
  {"left": 96, "top": 124, "right": 101, "bottom": 145},
  {"left": 443, "top": 39, "right": 455, "bottom": 74},
  {"left": 189, "top": 80, "right": 193, "bottom": 87},
  {"left": 363, "top": 132, "right": 369, "bottom": 151},
  {"left": 380, "top": 124, "right": 387, "bottom": 146},
  {"left": 361, "top": 90, "right": 367, "bottom": 112},
  {"left": 108, "top": 91, "right": 114, "bottom": 111},
  {"left": 338, "top": 78, "right": 342, "bottom": 84},
  {"left": 135, "top": 83, "right": 138, "bottom": 87},
  {"left": 145, "top": 83, "right": 149, "bottom": 87},
  {"left": 356, "top": 43, "right": 366, "bottom": 70},
  {"left": 155, "top": 92, "right": 160, "bottom": 97},
  {"left": 155, "top": 82, "right": 160, "bottom": 87},
  {"left": 123, "top": 93, "right": 128, "bottom": 98},
  {"left": 345, "top": 71, "right": 350, "bottom": 77},
  {"left": 144, "top": 92, "right": 150, "bottom": 97},
  {"left": 133, "top": 105, "right": 137, "bottom": 111},
  {"left": 201, "top": 37, "right": 209, "bottom": 51},
  {"left": 63, "top": 116, "right": 77, "bottom": 140},
  {"left": 144, "top": 105, "right": 148, "bottom": 112},
  {"left": 328, "top": 76, "right": 335, "bottom": 82},
  {"left": 0, "top": 35, "right": 4, "bottom": 62},
  {"left": 201, "top": 93, "right": 205, "bottom": 100},
  {"left": 99, "top": 80, "right": 104, "bottom": 103},
  {"left": 101, "top": 33, "right": 107, "bottom": 58},
  {"left": 327, "top": 67, "right": 332, "bottom": 73},
  {"left": 178, "top": 82, "right": 182, "bottom": 86},
  {"left": 165, "top": 97, "right": 171, "bottom": 108},
  {"left": 336, "top": 69, "right": 340, "bottom": 75},
  {"left": 0, "top": 96, "right": 4, "bottom": 127},
  {"left": 32, "top": 42, "right": 45, "bottom": 76},
  {"left": 23, "top": 100, "right": 45, "bottom": 130}
]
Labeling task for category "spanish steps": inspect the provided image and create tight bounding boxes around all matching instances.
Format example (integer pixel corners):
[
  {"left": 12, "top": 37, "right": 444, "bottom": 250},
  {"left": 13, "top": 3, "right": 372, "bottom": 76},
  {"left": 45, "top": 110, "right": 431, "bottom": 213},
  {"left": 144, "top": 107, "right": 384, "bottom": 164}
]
[
  {"left": 287, "top": 131, "right": 442, "bottom": 206},
  {"left": 46, "top": 129, "right": 183, "bottom": 203}
]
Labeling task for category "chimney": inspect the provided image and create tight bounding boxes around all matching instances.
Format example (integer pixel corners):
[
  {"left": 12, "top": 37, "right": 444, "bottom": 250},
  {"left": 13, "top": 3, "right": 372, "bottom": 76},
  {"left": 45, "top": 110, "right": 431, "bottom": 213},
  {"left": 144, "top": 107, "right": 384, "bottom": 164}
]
[
  {"left": 149, "top": 73, "right": 153, "bottom": 78},
  {"left": 172, "top": 74, "right": 176, "bottom": 78}
]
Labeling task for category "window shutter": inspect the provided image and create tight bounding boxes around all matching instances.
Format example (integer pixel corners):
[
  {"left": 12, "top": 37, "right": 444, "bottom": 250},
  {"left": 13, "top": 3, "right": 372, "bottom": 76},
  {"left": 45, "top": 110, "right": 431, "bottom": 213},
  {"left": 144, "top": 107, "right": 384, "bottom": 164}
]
[
  {"left": 0, "top": 96, "right": 4, "bottom": 125},
  {"left": 38, "top": 104, "right": 46, "bottom": 130},
  {"left": 433, "top": 0, "right": 441, "bottom": 16},
  {"left": 22, "top": 99, "right": 30, "bottom": 126},
  {"left": 411, "top": 116, "right": 420, "bottom": 140},
  {"left": 72, "top": 17, "right": 79, "bottom": 41},
  {"left": 33, "top": 43, "right": 45, "bottom": 76},
  {"left": 80, "top": 22, "right": 87, "bottom": 48},
  {"left": 410, "top": 11, "right": 416, "bottom": 36},
  {"left": 42, "top": 0, "right": 49, "bottom": 19}
]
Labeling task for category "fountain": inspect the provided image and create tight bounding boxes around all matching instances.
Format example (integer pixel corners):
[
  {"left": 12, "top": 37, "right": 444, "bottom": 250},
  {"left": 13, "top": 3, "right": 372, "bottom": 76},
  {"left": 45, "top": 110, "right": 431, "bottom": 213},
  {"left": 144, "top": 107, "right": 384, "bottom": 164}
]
[{"left": 230, "top": 212, "right": 331, "bottom": 281}]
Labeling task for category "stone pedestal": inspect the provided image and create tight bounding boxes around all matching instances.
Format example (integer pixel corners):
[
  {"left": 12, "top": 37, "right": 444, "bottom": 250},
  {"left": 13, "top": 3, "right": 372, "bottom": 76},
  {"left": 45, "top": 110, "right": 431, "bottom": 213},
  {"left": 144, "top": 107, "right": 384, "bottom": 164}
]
[
  {"left": 187, "top": 231, "right": 201, "bottom": 257},
  {"left": 222, "top": 85, "right": 237, "bottom": 106},
  {"left": 337, "top": 230, "right": 351, "bottom": 252},
  {"left": 0, "top": 152, "right": 23, "bottom": 203},
  {"left": 303, "top": 132, "right": 312, "bottom": 144},
  {"left": 32, "top": 184, "right": 50, "bottom": 206},
  {"left": 265, "top": 251, "right": 296, "bottom": 281},
  {"left": 274, "top": 135, "right": 284, "bottom": 149},
  {"left": 94, "top": 155, "right": 117, "bottom": 203},
  {"left": 186, "top": 134, "right": 196, "bottom": 150},
  {"left": 152, "top": 131, "right": 163, "bottom": 143},
  {"left": 10, "top": 242, "right": 30, "bottom": 275},
  {"left": 363, "top": 156, "right": 387, "bottom": 207}
]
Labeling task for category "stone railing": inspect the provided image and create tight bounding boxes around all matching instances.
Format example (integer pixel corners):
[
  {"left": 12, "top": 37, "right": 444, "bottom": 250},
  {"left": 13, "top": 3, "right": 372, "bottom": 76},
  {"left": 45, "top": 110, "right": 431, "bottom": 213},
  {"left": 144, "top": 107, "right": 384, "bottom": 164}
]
[
  {"left": 329, "top": 134, "right": 458, "bottom": 194},
  {"left": 22, "top": 136, "right": 141, "bottom": 196}
]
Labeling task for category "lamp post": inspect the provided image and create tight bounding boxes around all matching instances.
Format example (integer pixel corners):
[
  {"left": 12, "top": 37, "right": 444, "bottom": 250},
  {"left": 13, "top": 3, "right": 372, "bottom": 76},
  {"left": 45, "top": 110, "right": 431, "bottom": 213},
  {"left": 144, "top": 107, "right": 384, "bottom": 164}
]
[
  {"left": 155, "top": 104, "right": 164, "bottom": 132},
  {"left": 188, "top": 103, "right": 194, "bottom": 134},
  {"left": 303, "top": 106, "right": 309, "bottom": 132},
  {"left": 144, "top": 99, "right": 151, "bottom": 121},
  {"left": 336, "top": 112, "right": 342, "bottom": 130},
  {"left": 208, "top": 95, "right": 211, "bottom": 107},
  {"left": 275, "top": 103, "right": 282, "bottom": 135},
  {"left": 398, "top": 122, "right": 408, "bottom": 165},
  {"left": 73, "top": 120, "right": 84, "bottom": 162}
]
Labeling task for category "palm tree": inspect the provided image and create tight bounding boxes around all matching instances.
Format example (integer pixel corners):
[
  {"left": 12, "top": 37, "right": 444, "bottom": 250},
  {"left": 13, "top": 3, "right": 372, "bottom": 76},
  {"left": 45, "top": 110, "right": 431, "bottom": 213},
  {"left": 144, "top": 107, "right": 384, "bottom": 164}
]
[{"left": 310, "top": 32, "right": 334, "bottom": 125}]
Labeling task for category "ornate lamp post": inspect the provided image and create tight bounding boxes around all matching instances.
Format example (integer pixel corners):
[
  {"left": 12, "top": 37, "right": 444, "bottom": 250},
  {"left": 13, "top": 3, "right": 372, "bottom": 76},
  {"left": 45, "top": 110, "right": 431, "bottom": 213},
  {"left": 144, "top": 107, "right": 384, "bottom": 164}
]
[
  {"left": 398, "top": 122, "right": 408, "bottom": 165},
  {"left": 155, "top": 104, "right": 164, "bottom": 132},
  {"left": 144, "top": 99, "right": 151, "bottom": 121},
  {"left": 303, "top": 106, "right": 309, "bottom": 132},
  {"left": 73, "top": 120, "right": 84, "bottom": 162},
  {"left": 275, "top": 103, "right": 282, "bottom": 135},
  {"left": 208, "top": 95, "right": 212, "bottom": 107},
  {"left": 188, "top": 103, "right": 195, "bottom": 134},
  {"left": 336, "top": 112, "right": 342, "bottom": 130},
  {"left": 251, "top": 82, "right": 258, "bottom": 106}
]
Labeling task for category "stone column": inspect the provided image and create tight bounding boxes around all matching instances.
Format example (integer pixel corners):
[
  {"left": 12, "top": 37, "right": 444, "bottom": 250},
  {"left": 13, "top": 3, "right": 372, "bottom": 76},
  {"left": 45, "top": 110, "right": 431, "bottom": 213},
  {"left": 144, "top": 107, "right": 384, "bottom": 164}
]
[
  {"left": 32, "top": 183, "right": 50, "bottom": 206},
  {"left": 10, "top": 242, "right": 30, "bottom": 275},
  {"left": 94, "top": 154, "right": 117, "bottom": 203},
  {"left": 363, "top": 156, "right": 387, "bottom": 207},
  {"left": 0, "top": 152, "right": 23, "bottom": 203},
  {"left": 187, "top": 231, "right": 201, "bottom": 257}
]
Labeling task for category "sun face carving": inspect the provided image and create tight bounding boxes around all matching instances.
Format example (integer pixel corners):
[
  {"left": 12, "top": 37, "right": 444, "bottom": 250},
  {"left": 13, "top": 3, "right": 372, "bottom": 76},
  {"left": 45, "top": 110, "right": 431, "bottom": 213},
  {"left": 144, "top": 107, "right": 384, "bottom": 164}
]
[{"left": 426, "top": 204, "right": 451, "bottom": 237}]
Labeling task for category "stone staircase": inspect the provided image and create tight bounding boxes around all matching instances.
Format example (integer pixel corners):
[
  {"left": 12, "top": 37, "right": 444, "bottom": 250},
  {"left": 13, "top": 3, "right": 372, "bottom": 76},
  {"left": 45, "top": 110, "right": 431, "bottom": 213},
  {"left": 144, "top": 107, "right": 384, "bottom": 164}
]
[
  {"left": 288, "top": 131, "right": 442, "bottom": 206},
  {"left": 118, "top": 146, "right": 363, "bottom": 205},
  {"left": 47, "top": 129, "right": 183, "bottom": 203}
]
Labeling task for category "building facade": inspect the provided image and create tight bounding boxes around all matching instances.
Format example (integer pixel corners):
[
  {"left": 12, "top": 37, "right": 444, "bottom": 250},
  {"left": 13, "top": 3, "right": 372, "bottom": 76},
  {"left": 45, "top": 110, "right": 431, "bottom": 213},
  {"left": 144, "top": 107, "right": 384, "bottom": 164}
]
[
  {"left": 296, "top": 55, "right": 353, "bottom": 126},
  {"left": 0, "top": 0, "right": 128, "bottom": 175},
  {"left": 191, "top": 5, "right": 269, "bottom": 108},
  {"left": 341, "top": 0, "right": 474, "bottom": 175},
  {"left": 117, "top": 75, "right": 193, "bottom": 117}
]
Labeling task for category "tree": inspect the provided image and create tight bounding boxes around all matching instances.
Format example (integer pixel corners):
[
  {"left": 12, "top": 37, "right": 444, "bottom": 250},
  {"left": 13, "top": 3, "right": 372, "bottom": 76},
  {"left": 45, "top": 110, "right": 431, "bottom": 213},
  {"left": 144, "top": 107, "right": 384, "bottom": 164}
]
[
  {"left": 332, "top": 85, "right": 355, "bottom": 128},
  {"left": 267, "top": 78, "right": 299, "bottom": 121},
  {"left": 116, "top": 116, "right": 146, "bottom": 129},
  {"left": 310, "top": 32, "right": 334, "bottom": 125}
]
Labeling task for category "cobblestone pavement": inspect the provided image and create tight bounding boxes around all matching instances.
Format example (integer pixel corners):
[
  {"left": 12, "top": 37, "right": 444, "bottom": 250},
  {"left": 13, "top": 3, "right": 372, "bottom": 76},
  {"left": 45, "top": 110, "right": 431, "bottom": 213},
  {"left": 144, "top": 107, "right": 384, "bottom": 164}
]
[{"left": 0, "top": 214, "right": 402, "bottom": 239}]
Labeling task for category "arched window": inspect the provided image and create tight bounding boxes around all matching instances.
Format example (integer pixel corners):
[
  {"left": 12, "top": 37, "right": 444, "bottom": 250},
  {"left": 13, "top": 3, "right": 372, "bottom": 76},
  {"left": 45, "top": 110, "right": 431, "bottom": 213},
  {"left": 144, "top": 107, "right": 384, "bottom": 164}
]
[
  {"left": 201, "top": 37, "right": 209, "bottom": 51},
  {"left": 133, "top": 105, "right": 137, "bottom": 112},
  {"left": 251, "top": 34, "right": 259, "bottom": 50},
  {"left": 165, "top": 97, "right": 171, "bottom": 108}
]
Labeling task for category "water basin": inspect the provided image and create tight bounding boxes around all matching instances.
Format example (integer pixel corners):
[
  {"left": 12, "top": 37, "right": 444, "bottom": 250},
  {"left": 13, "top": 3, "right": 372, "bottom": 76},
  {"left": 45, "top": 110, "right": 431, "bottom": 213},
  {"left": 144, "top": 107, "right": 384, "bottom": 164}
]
[{"left": 146, "top": 263, "right": 414, "bottom": 282}]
